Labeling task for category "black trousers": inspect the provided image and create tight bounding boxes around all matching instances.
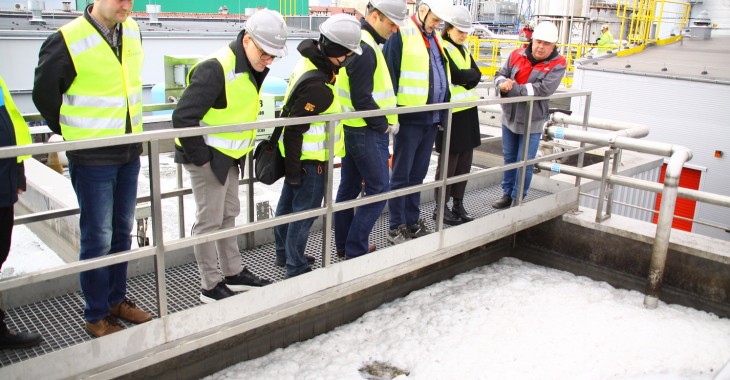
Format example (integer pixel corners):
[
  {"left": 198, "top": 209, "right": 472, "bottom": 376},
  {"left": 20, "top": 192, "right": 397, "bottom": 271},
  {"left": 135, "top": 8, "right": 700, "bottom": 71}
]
[
  {"left": 434, "top": 149, "right": 474, "bottom": 202},
  {"left": 0, "top": 205, "right": 12, "bottom": 268},
  {"left": 0, "top": 205, "right": 13, "bottom": 331}
]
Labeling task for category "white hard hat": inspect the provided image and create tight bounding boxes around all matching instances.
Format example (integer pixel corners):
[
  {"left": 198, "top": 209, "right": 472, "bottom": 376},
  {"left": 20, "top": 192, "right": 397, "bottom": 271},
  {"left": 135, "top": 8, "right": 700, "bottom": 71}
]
[
  {"left": 319, "top": 14, "right": 363, "bottom": 55},
  {"left": 420, "top": 0, "right": 450, "bottom": 21},
  {"left": 447, "top": 5, "right": 474, "bottom": 34},
  {"left": 532, "top": 21, "right": 559, "bottom": 43},
  {"left": 601, "top": 24, "right": 610, "bottom": 30},
  {"left": 369, "top": 0, "right": 409, "bottom": 27},
  {"left": 246, "top": 9, "right": 288, "bottom": 57},
  {"left": 527, "top": 19, "right": 536, "bottom": 30}
]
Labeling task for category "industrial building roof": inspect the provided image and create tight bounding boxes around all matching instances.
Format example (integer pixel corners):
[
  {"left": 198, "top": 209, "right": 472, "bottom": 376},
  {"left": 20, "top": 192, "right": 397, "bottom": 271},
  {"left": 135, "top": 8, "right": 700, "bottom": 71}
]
[{"left": 578, "top": 35, "right": 730, "bottom": 83}]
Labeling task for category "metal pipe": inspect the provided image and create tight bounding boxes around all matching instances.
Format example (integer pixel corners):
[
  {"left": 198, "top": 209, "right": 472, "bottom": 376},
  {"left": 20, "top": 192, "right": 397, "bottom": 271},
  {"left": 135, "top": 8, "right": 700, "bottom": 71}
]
[
  {"left": 536, "top": 162, "right": 730, "bottom": 208},
  {"left": 644, "top": 147, "right": 692, "bottom": 309},
  {"left": 550, "top": 113, "right": 649, "bottom": 138}
]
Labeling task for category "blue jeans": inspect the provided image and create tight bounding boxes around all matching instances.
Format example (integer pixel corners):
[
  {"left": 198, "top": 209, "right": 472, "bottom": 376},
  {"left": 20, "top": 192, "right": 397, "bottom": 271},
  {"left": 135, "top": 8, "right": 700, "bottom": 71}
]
[
  {"left": 334, "top": 126, "right": 390, "bottom": 257},
  {"left": 500, "top": 125, "right": 541, "bottom": 199},
  {"left": 388, "top": 124, "right": 438, "bottom": 230},
  {"left": 69, "top": 158, "right": 140, "bottom": 323},
  {"left": 275, "top": 162, "right": 325, "bottom": 276}
]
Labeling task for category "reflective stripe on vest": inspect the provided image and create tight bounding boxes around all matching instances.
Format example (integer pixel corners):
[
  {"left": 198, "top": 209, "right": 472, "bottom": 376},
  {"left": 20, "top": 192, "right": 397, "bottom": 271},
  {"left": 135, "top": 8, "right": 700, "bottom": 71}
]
[
  {"left": 0, "top": 75, "right": 31, "bottom": 163},
  {"left": 59, "top": 17, "right": 143, "bottom": 141},
  {"left": 443, "top": 41, "right": 478, "bottom": 113},
  {"left": 336, "top": 30, "right": 398, "bottom": 127},
  {"left": 278, "top": 59, "right": 344, "bottom": 161},
  {"left": 396, "top": 20, "right": 450, "bottom": 106},
  {"left": 175, "top": 46, "right": 259, "bottom": 159}
]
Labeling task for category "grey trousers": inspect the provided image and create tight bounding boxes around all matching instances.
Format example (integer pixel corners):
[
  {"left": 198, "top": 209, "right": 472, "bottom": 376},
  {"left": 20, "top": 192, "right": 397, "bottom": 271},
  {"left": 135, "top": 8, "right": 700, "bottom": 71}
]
[{"left": 185, "top": 164, "right": 242, "bottom": 290}]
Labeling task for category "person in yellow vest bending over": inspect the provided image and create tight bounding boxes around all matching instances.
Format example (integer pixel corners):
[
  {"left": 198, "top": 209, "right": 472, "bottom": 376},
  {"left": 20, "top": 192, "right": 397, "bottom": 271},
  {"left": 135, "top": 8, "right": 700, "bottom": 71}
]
[
  {"left": 172, "top": 9, "right": 286, "bottom": 303},
  {"left": 33, "top": 0, "right": 152, "bottom": 338},
  {"left": 274, "top": 14, "right": 363, "bottom": 277},
  {"left": 597, "top": 24, "right": 616, "bottom": 55},
  {"left": 383, "top": 0, "right": 452, "bottom": 244},
  {"left": 434, "top": 5, "right": 483, "bottom": 226},
  {"left": 334, "top": 0, "right": 409, "bottom": 260},
  {"left": 0, "top": 74, "right": 43, "bottom": 349}
]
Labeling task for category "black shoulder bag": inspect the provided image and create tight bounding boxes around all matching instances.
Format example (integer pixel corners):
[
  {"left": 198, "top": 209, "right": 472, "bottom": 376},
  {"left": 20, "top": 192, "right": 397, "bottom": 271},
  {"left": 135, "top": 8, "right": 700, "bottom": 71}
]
[{"left": 253, "top": 70, "right": 328, "bottom": 185}]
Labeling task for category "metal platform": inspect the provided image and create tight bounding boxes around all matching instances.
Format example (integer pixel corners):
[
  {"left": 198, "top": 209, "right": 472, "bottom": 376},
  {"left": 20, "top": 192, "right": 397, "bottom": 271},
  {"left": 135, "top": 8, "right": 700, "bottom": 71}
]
[{"left": 0, "top": 184, "right": 549, "bottom": 367}]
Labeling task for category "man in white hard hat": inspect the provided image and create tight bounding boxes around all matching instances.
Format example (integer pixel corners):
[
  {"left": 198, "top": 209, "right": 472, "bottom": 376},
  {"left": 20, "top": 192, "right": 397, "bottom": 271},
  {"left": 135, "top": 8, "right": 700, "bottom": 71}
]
[
  {"left": 334, "top": 0, "right": 408, "bottom": 259},
  {"left": 519, "top": 19, "right": 536, "bottom": 42},
  {"left": 383, "top": 0, "right": 451, "bottom": 244},
  {"left": 597, "top": 24, "right": 615, "bottom": 55},
  {"left": 172, "top": 9, "right": 287, "bottom": 303},
  {"left": 274, "top": 14, "right": 362, "bottom": 277},
  {"left": 491, "top": 21, "right": 567, "bottom": 210}
]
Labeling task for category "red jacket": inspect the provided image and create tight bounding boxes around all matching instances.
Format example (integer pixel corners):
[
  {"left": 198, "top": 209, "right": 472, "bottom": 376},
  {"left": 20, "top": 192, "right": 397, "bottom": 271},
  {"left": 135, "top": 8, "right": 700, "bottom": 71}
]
[{"left": 494, "top": 45, "right": 566, "bottom": 134}]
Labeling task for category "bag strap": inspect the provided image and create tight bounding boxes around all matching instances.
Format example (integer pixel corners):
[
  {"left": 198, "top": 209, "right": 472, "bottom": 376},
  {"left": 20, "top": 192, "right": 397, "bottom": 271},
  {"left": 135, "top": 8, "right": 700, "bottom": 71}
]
[{"left": 269, "top": 69, "right": 330, "bottom": 143}]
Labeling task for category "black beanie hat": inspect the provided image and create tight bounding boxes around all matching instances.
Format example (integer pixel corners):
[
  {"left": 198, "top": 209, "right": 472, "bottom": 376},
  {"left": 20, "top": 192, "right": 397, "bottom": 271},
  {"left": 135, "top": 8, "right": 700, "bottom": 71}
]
[{"left": 319, "top": 35, "right": 351, "bottom": 58}]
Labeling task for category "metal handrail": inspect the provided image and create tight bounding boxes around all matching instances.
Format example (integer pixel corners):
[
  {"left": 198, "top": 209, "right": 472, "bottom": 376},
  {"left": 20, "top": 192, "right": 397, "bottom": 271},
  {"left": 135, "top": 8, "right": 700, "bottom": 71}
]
[{"left": 0, "top": 90, "right": 592, "bottom": 304}]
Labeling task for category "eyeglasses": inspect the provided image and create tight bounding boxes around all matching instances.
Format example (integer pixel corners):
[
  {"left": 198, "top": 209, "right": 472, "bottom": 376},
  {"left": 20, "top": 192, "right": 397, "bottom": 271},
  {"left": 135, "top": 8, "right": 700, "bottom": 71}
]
[{"left": 251, "top": 39, "right": 279, "bottom": 62}]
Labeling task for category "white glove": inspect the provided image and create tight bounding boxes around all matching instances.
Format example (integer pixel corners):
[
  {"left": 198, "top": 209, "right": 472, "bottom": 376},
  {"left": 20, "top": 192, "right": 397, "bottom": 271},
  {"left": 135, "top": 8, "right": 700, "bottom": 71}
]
[{"left": 387, "top": 123, "right": 400, "bottom": 135}]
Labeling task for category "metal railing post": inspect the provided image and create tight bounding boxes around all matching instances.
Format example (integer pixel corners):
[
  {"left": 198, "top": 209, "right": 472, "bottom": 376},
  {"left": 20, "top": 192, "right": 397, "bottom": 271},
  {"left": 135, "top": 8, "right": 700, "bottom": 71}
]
[
  {"left": 594, "top": 148, "right": 615, "bottom": 223},
  {"left": 514, "top": 100, "right": 533, "bottom": 206},
  {"left": 147, "top": 140, "right": 168, "bottom": 318},
  {"left": 321, "top": 120, "right": 336, "bottom": 267},
  {"left": 245, "top": 153, "right": 255, "bottom": 249},
  {"left": 435, "top": 109, "right": 454, "bottom": 235},
  {"left": 176, "top": 163, "right": 186, "bottom": 238}
]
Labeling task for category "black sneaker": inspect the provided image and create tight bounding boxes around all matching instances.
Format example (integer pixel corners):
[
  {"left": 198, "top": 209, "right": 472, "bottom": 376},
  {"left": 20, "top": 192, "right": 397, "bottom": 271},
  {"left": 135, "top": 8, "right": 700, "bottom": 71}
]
[
  {"left": 224, "top": 267, "right": 272, "bottom": 291},
  {"left": 407, "top": 219, "right": 432, "bottom": 238},
  {"left": 200, "top": 282, "right": 235, "bottom": 304},
  {"left": 0, "top": 328, "right": 42, "bottom": 349},
  {"left": 492, "top": 194, "right": 513, "bottom": 209},
  {"left": 387, "top": 225, "right": 411, "bottom": 245}
]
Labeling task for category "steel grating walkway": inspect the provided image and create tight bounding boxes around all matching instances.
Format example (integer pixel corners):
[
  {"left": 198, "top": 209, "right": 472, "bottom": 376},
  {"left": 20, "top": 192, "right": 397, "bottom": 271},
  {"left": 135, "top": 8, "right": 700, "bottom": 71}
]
[{"left": 0, "top": 184, "right": 550, "bottom": 367}]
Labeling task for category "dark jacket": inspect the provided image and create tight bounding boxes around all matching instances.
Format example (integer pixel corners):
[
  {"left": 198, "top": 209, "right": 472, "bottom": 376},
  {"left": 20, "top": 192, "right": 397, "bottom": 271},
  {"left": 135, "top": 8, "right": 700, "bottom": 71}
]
[
  {"left": 281, "top": 39, "right": 338, "bottom": 187},
  {"left": 339, "top": 18, "right": 388, "bottom": 133},
  {"left": 0, "top": 98, "right": 25, "bottom": 208},
  {"left": 382, "top": 16, "right": 451, "bottom": 126},
  {"left": 33, "top": 5, "right": 142, "bottom": 166},
  {"left": 172, "top": 30, "right": 268, "bottom": 185},
  {"left": 494, "top": 43, "right": 566, "bottom": 135},
  {"left": 435, "top": 36, "right": 482, "bottom": 154}
]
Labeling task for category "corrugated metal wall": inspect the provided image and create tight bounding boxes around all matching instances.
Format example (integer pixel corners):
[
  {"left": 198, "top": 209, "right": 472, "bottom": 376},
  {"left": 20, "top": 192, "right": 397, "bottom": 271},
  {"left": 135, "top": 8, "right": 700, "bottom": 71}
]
[
  {"left": 571, "top": 68, "right": 730, "bottom": 242},
  {"left": 580, "top": 166, "right": 660, "bottom": 222}
]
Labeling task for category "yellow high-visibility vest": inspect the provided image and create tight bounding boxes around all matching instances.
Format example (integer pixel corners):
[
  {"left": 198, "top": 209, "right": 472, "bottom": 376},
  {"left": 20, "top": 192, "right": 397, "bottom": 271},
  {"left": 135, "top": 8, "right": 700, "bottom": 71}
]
[
  {"left": 59, "top": 17, "right": 143, "bottom": 140},
  {"left": 278, "top": 58, "right": 344, "bottom": 161},
  {"left": 396, "top": 18, "right": 450, "bottom": 106},
  {"left": 336, "top": 30, "right": 397, "bottom": 127},
  {"left": 443, "top": 41, "right": 478, "bottom": 113},
  {"left": 0, "top": 75, "right": 31, "bottom": 163},
  {"left": 176, "top": 46, "right": 259, "bottom": 159}
]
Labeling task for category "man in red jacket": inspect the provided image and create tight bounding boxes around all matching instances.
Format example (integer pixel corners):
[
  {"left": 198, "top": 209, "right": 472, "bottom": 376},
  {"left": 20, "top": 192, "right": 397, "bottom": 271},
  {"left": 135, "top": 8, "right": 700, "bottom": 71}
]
[{"left": 492, "top": 21, "right": 566, "bottom": 209}]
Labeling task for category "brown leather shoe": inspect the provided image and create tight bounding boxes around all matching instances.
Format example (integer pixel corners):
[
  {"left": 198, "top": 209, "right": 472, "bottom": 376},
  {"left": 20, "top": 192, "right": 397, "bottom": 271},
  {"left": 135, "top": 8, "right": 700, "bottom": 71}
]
[
  {"left": 110, "top": 298, "right": 152, "bottom": 324},
  {"left": 336, "top": 243, "right": 376, "bottom": 258},
  {"left": 85, "top": 316, "right": 124, "bottom": 337}
]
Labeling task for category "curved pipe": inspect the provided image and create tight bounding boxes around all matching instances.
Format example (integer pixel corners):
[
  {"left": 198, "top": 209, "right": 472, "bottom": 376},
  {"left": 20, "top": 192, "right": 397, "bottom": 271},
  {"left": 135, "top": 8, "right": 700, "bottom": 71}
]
[
  {"left": 482, "top": 104, "right": 695, "bottom": 309},
  {"left": 644, "top": 147, "right": 692, "bottom": 309}
]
